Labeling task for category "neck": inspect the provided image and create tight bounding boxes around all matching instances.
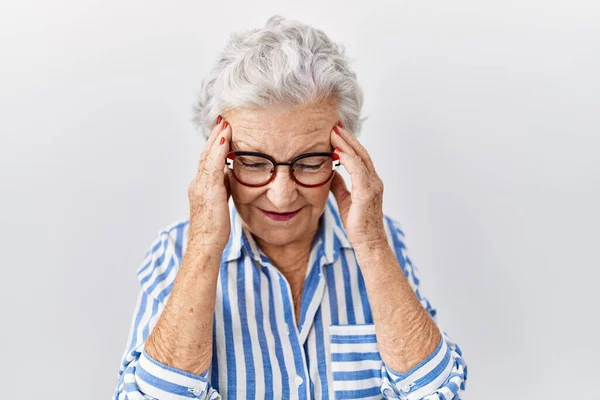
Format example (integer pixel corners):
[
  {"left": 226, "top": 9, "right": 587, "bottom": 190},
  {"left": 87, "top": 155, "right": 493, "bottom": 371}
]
[
  {"left": 255, "top": 234, "right": 312, "bottom": 276},
  {"left": 254, "top": 219, "right": 319, "bottom": 274}
]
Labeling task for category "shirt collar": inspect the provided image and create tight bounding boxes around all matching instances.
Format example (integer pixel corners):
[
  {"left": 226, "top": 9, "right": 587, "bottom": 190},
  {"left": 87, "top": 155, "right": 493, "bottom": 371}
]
[{"left": 222, "top": 194, "right": 352, "bottom": 265}]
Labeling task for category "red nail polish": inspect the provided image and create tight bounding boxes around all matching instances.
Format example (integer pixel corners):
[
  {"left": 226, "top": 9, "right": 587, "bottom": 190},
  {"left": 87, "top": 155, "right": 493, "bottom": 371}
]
[
  {"left": 216, "top": 115, "right": 222, "bottom": 125},
  {"left": 335, "top": 146, "right": 343, "bottom": 152},
  {"left": 333, "top": 126, "right": 340, "bottom": 134},
  {"left": 223, "top": 121, "right": 229, "bottom": 129},
  {"left": 337, "top": 122, "right": 343, "bottom": 128},
  {"left": 219, "top": 137, "right": 225, "bottom": 145}
]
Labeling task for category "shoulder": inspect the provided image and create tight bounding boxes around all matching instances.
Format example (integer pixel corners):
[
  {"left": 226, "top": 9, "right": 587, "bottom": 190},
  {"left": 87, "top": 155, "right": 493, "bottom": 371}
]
[{"left": 135, "top": 218, "right": 190, "bottom": 304}]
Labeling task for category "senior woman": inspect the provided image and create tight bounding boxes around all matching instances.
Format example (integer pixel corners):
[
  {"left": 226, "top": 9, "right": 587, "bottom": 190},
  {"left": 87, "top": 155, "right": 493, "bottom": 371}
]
[{"left": 114, "top": 16, "right": 467, "bottom": 400}]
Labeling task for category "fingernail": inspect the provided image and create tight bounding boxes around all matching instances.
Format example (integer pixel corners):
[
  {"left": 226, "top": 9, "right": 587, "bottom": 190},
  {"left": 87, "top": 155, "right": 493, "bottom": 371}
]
[
  {"left": 333, "top": 126, "right": 340, "bottom": 135},
  {"left": 223, "top": 121, "right": 229, "bottom": 129},
  {"left": 337, "top": 121, "right": 344, "bottom": 128},
  {"left": 216, "top": 115, "right": 222, "bottom": 125},
  {"left": 219, "top": 137, "right": 225, "bottom": 145},
  {"left": 335, "top": 146, "right": 343, "bottom": 152}
]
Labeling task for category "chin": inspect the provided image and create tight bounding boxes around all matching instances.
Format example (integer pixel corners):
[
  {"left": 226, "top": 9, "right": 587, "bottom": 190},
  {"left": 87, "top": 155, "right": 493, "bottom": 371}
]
[
  {"left": 251, "top": 229, "right": 300, "bottom": 247},
  {"left": 247, "top": 209, "right": 312, "bottom": 246}
]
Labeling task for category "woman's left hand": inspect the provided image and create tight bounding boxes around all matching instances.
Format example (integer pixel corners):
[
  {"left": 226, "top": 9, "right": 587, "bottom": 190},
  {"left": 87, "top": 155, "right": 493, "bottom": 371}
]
[{"left": 330, "top": 123, "right": 388, "bottom": 251}]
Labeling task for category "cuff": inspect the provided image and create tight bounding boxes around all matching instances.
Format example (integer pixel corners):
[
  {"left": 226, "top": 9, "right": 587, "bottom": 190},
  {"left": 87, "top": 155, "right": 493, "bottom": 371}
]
[
  {"left": 134, "top": 348, "right": 211, "bottom": 399},
  {"left": 383, "top": 335, "right": 454, "bottom": 399}
]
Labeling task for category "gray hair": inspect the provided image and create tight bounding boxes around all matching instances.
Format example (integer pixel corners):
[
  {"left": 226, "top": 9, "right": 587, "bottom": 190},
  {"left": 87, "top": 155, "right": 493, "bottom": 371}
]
[{"left": 192, "top": 15, "right": 365, "bottom": 138}]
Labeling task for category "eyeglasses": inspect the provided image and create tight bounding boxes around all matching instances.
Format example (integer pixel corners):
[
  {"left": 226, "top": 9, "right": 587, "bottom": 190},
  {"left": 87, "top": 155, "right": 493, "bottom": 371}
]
[{"left": 226, "top": 151, "right": 340, "bottom": 188}]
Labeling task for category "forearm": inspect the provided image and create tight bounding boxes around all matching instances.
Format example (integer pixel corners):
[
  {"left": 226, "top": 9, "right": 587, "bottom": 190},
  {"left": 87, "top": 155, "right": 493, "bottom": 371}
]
[
  {"left": 144, "top": 242, "right": 221, "bottom": 376},
  {"left": 354, "top": 241, "right": 441, "bottom": 374}
]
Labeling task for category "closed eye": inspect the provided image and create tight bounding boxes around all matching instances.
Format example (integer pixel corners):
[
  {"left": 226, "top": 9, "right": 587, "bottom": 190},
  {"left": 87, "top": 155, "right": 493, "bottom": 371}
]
[
  {"left": 242, "top": 162, "right": 270, "bottom": 168},
  {"left": 296, "top": 161, "right": 326, "bottom": 170}
]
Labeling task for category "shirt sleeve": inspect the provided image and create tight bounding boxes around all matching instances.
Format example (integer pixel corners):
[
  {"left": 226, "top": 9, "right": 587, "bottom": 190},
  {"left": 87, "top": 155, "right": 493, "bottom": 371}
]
[
  {"left": 113, "top": 229, "right": 221, "bottom": 400},
  {"left": 378, "top": 216, "right": 469, "bottom": 400}
]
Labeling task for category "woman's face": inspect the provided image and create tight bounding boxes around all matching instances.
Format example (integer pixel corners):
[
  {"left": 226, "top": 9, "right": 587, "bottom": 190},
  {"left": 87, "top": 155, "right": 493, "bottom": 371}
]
[{"left": 223, "top": 100, "right": 339, "bottom": 248}]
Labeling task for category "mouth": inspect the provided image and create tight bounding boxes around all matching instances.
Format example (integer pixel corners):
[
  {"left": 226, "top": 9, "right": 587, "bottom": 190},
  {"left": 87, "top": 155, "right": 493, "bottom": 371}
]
[{"left": 258, "top": 207, "right": 302, "bottom": 221}]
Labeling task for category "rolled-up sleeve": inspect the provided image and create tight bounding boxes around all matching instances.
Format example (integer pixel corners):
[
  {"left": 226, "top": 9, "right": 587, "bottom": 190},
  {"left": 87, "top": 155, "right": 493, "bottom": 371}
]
[
  {"left": 380, "top": 217, "right": 468, "bottom": 399},
  {"left": 380, "top": 330, "right": 467, "bottom": 399},
  {"left": 113, "top": 230, "right": 221, "bottom": 400},
  {"left": 132, "top": 348, "right": 215, "bottom": 399}
]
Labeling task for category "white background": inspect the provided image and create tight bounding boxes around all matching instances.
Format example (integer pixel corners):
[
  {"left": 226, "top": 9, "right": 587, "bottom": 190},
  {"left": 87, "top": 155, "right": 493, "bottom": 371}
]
[{"left": 1, "top": 1, "right": 599, "bottom": 398}]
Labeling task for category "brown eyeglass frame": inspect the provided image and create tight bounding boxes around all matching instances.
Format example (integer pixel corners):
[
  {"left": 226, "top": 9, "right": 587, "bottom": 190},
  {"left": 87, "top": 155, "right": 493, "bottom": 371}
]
[{"left": 225, "top": 151, "right": 341, "bottom": 188}]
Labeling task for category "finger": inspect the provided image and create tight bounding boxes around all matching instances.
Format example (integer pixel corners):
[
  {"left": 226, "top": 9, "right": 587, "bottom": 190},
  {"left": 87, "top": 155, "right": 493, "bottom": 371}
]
[
  {"left": 333, "top": 144, "right": 371, "bottom": 192},
  {"left": 198, "top": 119, "right": 225, "bottom": 172},
  {"left": 331, "top": 128, "right": 370, "bottom": 187},
  {"left": 332, "top": 124, "right": 375, "bottom": 172},
  {"left": 197, "top": 117, "right": 226, "bottom": 172},
  {"left": 203, "top": 122, "right": 232, "bottom": 184},
  {"left": 331, "top": 127, "right": 358, "bottom": 158}
]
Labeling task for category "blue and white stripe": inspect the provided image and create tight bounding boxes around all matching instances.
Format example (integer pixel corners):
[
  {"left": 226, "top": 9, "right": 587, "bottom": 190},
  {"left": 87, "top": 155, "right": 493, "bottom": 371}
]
[{"left": 114, "top": 194, "right": 467, "bottom": 399}]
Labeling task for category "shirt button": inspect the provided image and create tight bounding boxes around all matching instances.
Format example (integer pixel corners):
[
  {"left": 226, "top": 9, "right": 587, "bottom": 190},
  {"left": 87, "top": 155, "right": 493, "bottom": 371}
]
[
  {"left": 295, "top": 376, "right": 304, "bottom": 386},
  {"left": 401, "top": 383, "right": 412, "bottom": 392},
  {"left": 191, "top": 387, "right": 202, "bottom": 395}
]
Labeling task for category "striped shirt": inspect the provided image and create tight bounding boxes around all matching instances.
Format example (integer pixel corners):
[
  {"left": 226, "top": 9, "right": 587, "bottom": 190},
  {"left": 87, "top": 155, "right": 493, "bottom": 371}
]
[{"left": 114, "top": 195, "right": 468, "bottom": 399}]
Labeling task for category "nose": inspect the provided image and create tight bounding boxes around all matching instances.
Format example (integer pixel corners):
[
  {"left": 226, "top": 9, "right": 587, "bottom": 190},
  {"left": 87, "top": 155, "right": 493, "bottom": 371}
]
[{"left": 266, "top": 166, "right": 298, "bottom": 208}]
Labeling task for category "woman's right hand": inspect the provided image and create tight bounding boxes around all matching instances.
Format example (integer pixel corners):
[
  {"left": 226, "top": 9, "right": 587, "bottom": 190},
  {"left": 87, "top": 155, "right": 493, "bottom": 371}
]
[{"left": 187, "top": 116, "right": 232, "bottom": 252}]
